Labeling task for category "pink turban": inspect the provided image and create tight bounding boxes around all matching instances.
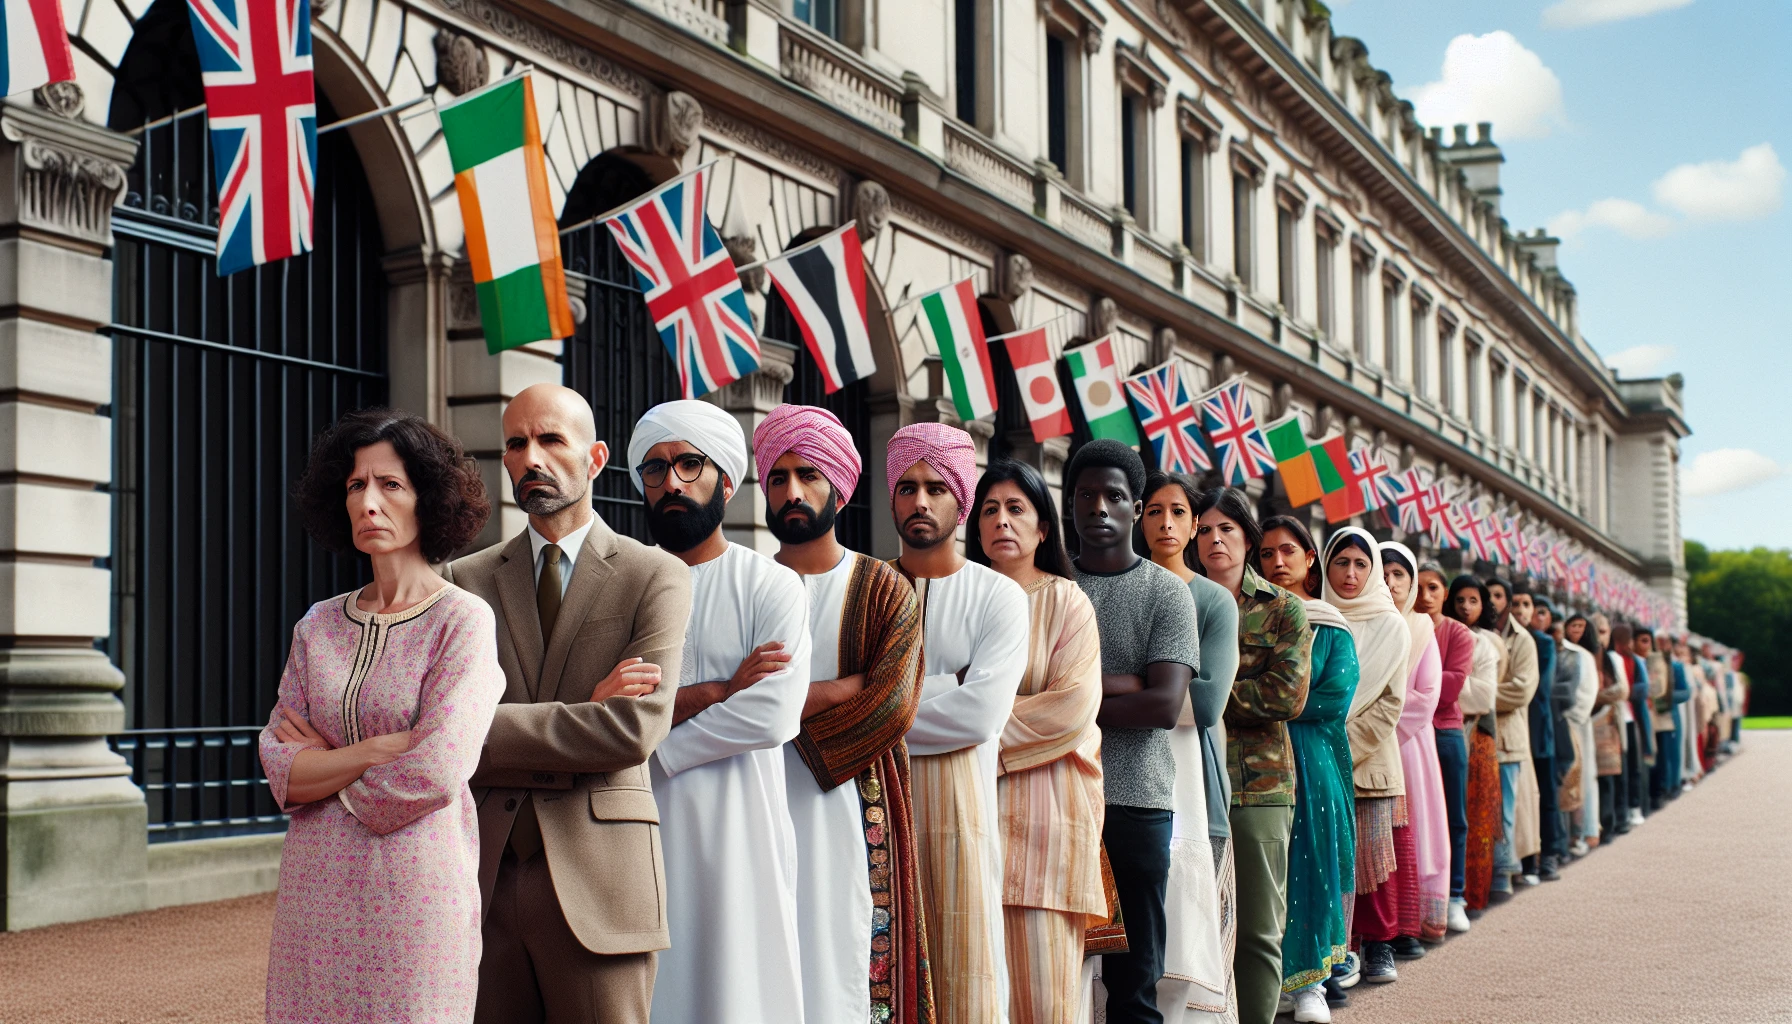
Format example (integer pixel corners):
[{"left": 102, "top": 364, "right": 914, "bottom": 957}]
[
  {"left": 886, "top": 422, "right": 976, "bottom": 525},
  {"left": 752, "top": 404, "right": 863, "bottom": 499}
]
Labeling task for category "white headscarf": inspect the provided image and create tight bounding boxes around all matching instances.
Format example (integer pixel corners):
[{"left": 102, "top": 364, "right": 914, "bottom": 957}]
[
  {"left": 1323, "top": 526, "right": 1412, "bottom": 720},
  {"left": 627, "top": 400, "right": 748, "bottom": 497},
  {"left": 1379, "top": 540, "right": 1436, "bottom": 685}
]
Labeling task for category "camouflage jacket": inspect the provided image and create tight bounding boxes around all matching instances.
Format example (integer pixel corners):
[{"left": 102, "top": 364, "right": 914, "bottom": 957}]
[{"left": 1223, "top": 566, "right": 1313, "bottom": 807}]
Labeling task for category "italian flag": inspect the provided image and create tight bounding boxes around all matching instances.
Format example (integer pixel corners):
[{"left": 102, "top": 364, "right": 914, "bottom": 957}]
[
  {"left": 1264, "top": 414, "right": 1324, "bottom": 507},
  {"left": 995, "top": 325, "right": 1072, "bottom": 442},
  {"left": 437, "top": 72, "right": 574, "bottom": 354},
  {"left": 1063, "top": 336, "right": 1140, "bottom": 445},
  {"left": 916, "top": 278, "right": 996, "bottom": 421}
]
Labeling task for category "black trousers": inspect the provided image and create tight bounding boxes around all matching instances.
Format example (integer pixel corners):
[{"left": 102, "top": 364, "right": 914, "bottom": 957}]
[
  {"left": 1533, "top": 755, "right": 1561, "bottom": 864},
  {"left": 1624, "top": 721, "right": 1649, "bottom": 815},
  {"left": 1599, "top": 767, "right": 1626, "bottom": 839},
  {"left": 1104, "top": 805, "right": 1174, "bottom": 1024}
]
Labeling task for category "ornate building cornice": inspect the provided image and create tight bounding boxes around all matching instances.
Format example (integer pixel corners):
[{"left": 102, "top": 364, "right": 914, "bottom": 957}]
[{"left": 0, "top": 97, "right": 137, "bottom": 248}]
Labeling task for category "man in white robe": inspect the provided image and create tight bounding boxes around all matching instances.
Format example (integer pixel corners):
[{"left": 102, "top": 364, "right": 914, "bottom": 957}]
[
  {"left": 887, "top": 422, "right": 1029, "bottom": 1024},
  {"left": 629, "top": 401, "right": 811, "bottom": 1023}
]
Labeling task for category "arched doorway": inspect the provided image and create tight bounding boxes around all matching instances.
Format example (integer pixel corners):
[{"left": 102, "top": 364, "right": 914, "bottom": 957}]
[{"left": 105, "top": 0, "right": 389, "bottom": 840}]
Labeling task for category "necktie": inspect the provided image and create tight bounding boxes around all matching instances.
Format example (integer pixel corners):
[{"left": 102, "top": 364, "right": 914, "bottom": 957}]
[{"left": 510, "top": 543, "right": 564, "bottom": 863}]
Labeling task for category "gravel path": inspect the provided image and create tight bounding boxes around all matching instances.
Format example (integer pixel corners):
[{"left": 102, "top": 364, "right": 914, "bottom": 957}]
[{"left": 1, "top": 734, "right": 1784, "bottom": 1022}]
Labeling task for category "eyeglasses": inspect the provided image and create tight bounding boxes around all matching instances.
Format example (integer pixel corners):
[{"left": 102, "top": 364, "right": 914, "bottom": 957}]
[{"left": 636, "top": 453, "right": 711, "bottom": 488}]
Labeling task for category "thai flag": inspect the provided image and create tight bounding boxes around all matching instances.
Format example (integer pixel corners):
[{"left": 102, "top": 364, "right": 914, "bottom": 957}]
[
  {"left": 762, "top": 223, "right": 874, "bottom": 393},
  {"left": 2, "top": 0, "right": 75, "bottom": 97},
  {"left": 607, "top": 165, "right": 762, "bottom": 398}
]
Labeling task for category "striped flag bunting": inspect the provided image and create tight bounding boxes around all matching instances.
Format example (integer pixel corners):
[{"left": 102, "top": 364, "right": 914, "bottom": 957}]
[
  {"left": 2, "top": 0, "right": 74, "bottom": 96},
  {"left": 1123, "top": 362, "right": 1212, "bottom": 475},
  {"left": 1064, "top": 336, "right": 1141, "bottom": 445},
  {"left": 439, "top": 71, "right": 574, "bottom": 351},
  {"left": 1380, "top": 466, "right": 1432, "bottom": 533},
  {"left": 601, "top": 163, "right": 760, "bottom": 397},
  {"left": 1486, "top": 514, "right": 1521, "bottom": 565},
  {"left": 1263, "top": 415, "right": 1326, "bottom": 507},
  {"left": 992, "top": 323, "right": 1073, "bottom": 442},
  {"left": 762, "top": 223, "right": 874, "bottom": 393},
  {"left": 185, "top": 0, "right": 317, "bottom": 275},
  {"left": 1350, "top": 446, "right": 1391, "bottom": 514},
  {"left": 915, "top": 278, "right": 996, "bottom": 421},
  {"left": 1314, "top": 435, "right": 1366, "bottom": 524},
  {"left": 1196, "top": 378, "right": 1278, "bottom": 485}
]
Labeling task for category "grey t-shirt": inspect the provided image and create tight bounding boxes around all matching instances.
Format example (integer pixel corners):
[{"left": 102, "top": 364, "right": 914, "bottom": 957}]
[
  {"left": 1188, "top": 573, "right": 1241, "bottom": 840},
  {"left": 1074, "top": 557, "right": 1201, "bottom": 810}
]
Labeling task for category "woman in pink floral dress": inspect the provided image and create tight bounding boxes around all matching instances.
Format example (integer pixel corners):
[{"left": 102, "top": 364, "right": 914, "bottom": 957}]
[{"left": 260, "top": 410, "right": 502, "bottom": 1023}]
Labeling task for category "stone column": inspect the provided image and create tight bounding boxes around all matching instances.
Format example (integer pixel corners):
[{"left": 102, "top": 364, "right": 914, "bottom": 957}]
[{"left": 0, "top": 94, "right": 144, "bottom": 929}]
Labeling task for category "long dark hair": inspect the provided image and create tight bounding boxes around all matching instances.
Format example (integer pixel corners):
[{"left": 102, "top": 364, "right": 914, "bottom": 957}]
[
  {"left": 1259, "top": 513, "right": 1320, "bottom": 598},
  {"left": 966, "top": 458, "right": 1074, "bottom": 580},
  {"left": 1565, "top": 613, "right": 1601, "bottom": 658},
  {"left": 1137, "top": 470, "right": 1202, "bottom": 570},
  {"left": 1189, "top": 487, "right": 1263, "bottom": 578},
  {"left": 1446, "top": 574, "right": 1497, "bottom": 632}
]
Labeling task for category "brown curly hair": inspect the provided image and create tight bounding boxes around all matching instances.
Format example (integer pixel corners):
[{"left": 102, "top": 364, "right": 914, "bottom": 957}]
[{"left": 295, "top": 408, "right": 491, "bottom": 564}]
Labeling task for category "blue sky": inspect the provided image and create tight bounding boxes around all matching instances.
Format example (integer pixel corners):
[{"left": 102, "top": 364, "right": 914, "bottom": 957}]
[{"left": 1325, "top": 0, "right": 1790, "bottom": 552}]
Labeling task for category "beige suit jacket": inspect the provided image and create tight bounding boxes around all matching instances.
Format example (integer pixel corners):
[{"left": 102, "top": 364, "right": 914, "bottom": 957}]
[{"left": 443, "top": 517, "right": 691, "bottom": 956}]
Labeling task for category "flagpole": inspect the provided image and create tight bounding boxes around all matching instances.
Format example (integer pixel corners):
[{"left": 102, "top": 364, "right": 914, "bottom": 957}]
[
  {"left": 558, "top": 154, "right": 733, "bottom": 236},
  {"left": 889, "top": 274, "right": 976, "bottom": 314},
  {"left": 316, "top": 94, "right": 434, "bottom": 135},
  {"left": 731, "top": 221, "right": 856, "bottom": 274},
  {"left": 126, "top": 103, "right": 208, "bottom": 136},
  {"left": 983, "top": 313, "right": 1074, "bottom": 345}
]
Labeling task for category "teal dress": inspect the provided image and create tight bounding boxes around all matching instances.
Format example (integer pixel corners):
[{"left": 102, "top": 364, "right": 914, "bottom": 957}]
[{"left": 1280, "top": 623, "right": 1359, "bottom": 992}]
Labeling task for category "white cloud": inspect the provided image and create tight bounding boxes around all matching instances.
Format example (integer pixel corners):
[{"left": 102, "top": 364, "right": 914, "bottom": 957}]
[
  {"left": 1652, "top": 143, "right": 1785, "bottom": 222},
  {"left": 1602, "top": 344, "right": 1675, "bottom": 377},
  {"left": 1549, "top": 198, "right": 1675, "bottom": 240},
  {"left": 1409, "top": 32, "right": 1566, "bottom": 140},
  {"left": 1683, "top": 449, "right": 1783, "bottom": 498},
  {"left": 1542, "top": 0, "right": 1693, "bottom": 29}
]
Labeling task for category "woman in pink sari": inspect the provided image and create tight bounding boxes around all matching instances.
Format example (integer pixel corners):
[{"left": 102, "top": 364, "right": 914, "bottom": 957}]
[{"left": 1379, "top": 543, "right": 1450, "bottom": 952}]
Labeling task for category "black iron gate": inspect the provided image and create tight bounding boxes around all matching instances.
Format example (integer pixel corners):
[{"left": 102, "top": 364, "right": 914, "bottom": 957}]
[{"left": 105, "top": 0, "right": 388, "bottom": 840}]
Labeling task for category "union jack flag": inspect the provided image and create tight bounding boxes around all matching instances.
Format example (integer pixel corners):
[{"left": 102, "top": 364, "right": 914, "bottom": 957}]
[
  {"left": 1381, "top": 467, "right": 1431, "bottom": 533},
  {"left": 1350, "top": 447, "right": 1391, "bottom": 513},
  {"left": 1123, "top": 362, "right": 1212, "bottom": 475},
  {"left": 1485, "top": 514, "right": 1520, "bottom": 566},
  {"left": 1423, "top": 489, "right": 1457, "bottom": 549},
  {"left": 185, "top": 0, "right": 316, "bottom": 275},
  {"left": 1450, "top": 503, "right": 1492, "bottom": 561},
  {"left": 1197, "top": 379, "right": 1277, "bottom": 485},
  {"left": 605, "top": 165, "right": 761, "bottom": 398}
]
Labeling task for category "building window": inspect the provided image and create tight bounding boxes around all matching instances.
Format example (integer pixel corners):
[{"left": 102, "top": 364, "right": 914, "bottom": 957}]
[
  {"left": 954, "top": 0, "right": 976, "bottom": 123},
  {"left": 1276, "top": 203, "right": 1297, "bottom": 312},
  {"left": 1604, "top": 435, "right": 1615, "bottom": 530},
  {"left": 1466, "top": 334, "right": 1483, "bottom": 429},
  {"left": 1232, "top": 172, "right": 1255, "bottom": 288},
  {"left": 1410, "top": 293, "right": 1430, "bottom": 397},
  {"left": 1381, "top": 273, "right": 1402, "bottom": 381},
  {"left": 1315, "top": 227, "right": 1337, "bottom": 338},
  {"left": 1437, "top": 314, "right": 1456, "bottom": 412},
  {"left": 1351, "top": 244, "right": 1373, "bottom": 366},
  {"left": 1514, "top": 375, "right": 1530, "bottom": 457},
  {"left": 1535, "top": 393, "right": 1547, "bottom": 468},
  {"left": 1180, "top": 136, "right": 1205, "bottom": 258},
  {"left": 1044, "top": 32, "right": 1083, "bottom": 187},
  {"left": 1490, "top": 358, "right": 1508, "bottom": 446},
  {"left": 793, "top": 0, "right": 838, "bottom": 38},
  {"left": 1121, "top": 92, "right": 1148, "bottom": 225}
]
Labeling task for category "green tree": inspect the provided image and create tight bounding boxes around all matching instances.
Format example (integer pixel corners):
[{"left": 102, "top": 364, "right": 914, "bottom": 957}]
[{"left": 1685, "top": 541, "right": 1792, "bottom": 715}]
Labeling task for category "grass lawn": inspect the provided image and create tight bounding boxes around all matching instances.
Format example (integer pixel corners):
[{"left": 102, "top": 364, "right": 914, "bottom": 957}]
[{"left": 1742, "top": 717, "right": 1792, "bottom": 730}]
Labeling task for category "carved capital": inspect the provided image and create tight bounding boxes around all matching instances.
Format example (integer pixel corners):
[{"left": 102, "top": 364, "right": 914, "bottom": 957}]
[
  {"left": 1149, "top": 326, "right": 1175, "bottom": 365},
  {"left": 647, "top": 90, "right": 704, "bottom": 161},
  {"left": 1271, "top": 381, "right": 1293, "bottom": 420},
  {"left": 723, "top": 233, "right": 764, "bottom": 294},
  {"left": 1089, "top": 296, "right": 1118, "bottom": 339},
  {"left": 32, "top": 82, "right": 84, "bottom": 120},
  {"left": 0, "top": 104, "right": 136, "bottom": 246},
  {"left": 447, "top": 259, "right": 482, "bottom": 331},
  {"left": 434, "top": 31, "right": 490, "bottom": 95},
  {"left": 1081, "top": 23, "right": 1102, "bottom": 55},
  {"left": 712, "top": 343, "right": 795, "bottom": 413},
  {"left": 997, "top": 251, "right": 1033, "bottom": 303},
  {"left": 854, "top": 179, "right": 891, "bottom": 241}
]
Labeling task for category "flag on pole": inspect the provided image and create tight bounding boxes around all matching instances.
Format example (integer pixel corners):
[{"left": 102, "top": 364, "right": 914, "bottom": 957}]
[
  {"left": 439, "top": 72, "right": 575, "bottom": 352},
  {"left": 1197, "top": 378, "right": 1279, "bottom": 485},
  {"left": 185, "top": 0, "right": 317, "bottom": 275},
  {"left": 1422, "top": 487, "right": 1456, "bottom": 549},
  {"left": 1123, "top": 362, "right": 1211, "bottom": 475},
  {"left": 762, "top": 224, "right": 873, "bottom": 393},
  {"left": 602, "top": 164, "right": 759, "bottom": 396},
  {"left": 1350, "top": 446, "right": 1391, "bottom": 514},
  {"left": 1315, "top": 435, "right": 1366, "bottom": 523},
  {"left": 996, "top": 325, "right": 1072, "bottom": 442},
  {"left": 2, "top": 0, "right": 74, "bottom": 96},
  {"left": 1486, "top": 515, "right": 1520, "bottom": 566},
  {"left": 915, "top": 278, "right": 996, "bottom": 421},
  {"left": 1380, "top": 466, "right": 1431, "bottom": 533},
  {"left": 1263, "top": 415, "right": 1325, "bottom": 507},
  {"left": 1063, "top": 336, "right": 1140, "bottom": 445}
]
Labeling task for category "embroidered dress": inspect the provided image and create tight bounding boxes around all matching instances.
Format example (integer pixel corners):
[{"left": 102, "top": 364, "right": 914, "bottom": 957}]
[
  {"left": 260, "top": 586, "right": 504, "bottom": 1024},
  {"left": 1280, "top": 621, "right": 1357, "bottom": 994}
]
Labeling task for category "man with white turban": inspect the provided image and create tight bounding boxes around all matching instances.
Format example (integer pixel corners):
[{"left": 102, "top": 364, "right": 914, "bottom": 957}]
[
  {"left": 887, "top": 421, "right": 1029, "bottom": 1024},
  {"left": 628, "top": 399, "right": 812, "bottom": 1024},
  {"left": 753, "top": 404, "right": 933, "bottom": 1024}
]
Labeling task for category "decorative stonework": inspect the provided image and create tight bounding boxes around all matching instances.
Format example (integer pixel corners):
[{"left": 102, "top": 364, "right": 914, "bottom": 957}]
[
  {"left": 779, "top": 29, "right": 905, "bottom": 137},
  {"left": 888, "top": 194, "right": 996, "bottom": 257},
  {"left": 32, "top": 82, "right": 84, "bottom": 120},
  {"left": 447, "top": 261, "right": 482, "bottom": 331},
  {"left": 997, "top": 252, "right": 1033, "bottom": 303},
  {"left": 0, "top": 109, "right": 133, "bottom": 247},
  {"left": 632, "top": 0, "right": 729, "bottom": 45},
  {"left": 647, "top": 90, "right": 703, "bottom": 160},
  {"left": 853, "top": 179, "right": 891, "bottom": 241},
  {"left": 434, "top": 30, "right": 490, "bottom": 95},
  {"left": 943, "top": 124, "right": 1035, "bottom": 208},
  {"left": 723, "top": 233, "right": 764, "bottom": 294},
  {"left": 1089, "top": 297, "right": 1118, "bottom": 338},
  {"left": 704, "top": 109, "right": 838, "bottom": 182},
  {"left": 428, "top": 0, "right": 650, "bottom": 97}
]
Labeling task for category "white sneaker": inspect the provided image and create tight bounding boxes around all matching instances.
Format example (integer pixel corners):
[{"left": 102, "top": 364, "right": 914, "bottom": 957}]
[
  {"left": 1628, "top": 807, "right": 1646, "bottom": 826},
  {"left": 1521, "top": 872, "right": 1542, "bottom": 887},
  {"left": 1447, "top": 899, "right": 1471, "bottom": 933},
  {"left": 1293, "top": 985, "right": 1333, "bottom": 1023},
  {"left": 1279, "top": 993, "right": 1296, "bottom": 1015},
  {"left": 1570, "top": 838, "right": 1590, "bottom": 857}
]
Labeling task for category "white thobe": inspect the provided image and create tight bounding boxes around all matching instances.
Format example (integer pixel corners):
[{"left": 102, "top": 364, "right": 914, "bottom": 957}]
[
  {"left": 1158, "top": 704, "right": 1227, "bottom": 1021},
  {"left": 784, "top": 551, "right": 877, "bottom": 1023},
  {"left": 907, "top": 560, "right": 1029, "bottom": 1024},
  {"left": 651, "top": 543, "right": 811, "bottom": 1024}
]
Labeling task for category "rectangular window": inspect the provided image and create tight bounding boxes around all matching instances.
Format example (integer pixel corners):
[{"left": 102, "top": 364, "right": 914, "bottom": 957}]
[
  {"left": 1351, "top": 251, "right": 1371, "bottom": 365},
  {"left": 1410, "top": 298, "right": 1428, "bottom": 397},
  {"left": 1315, "top": 230, "right": 1336, "bottom": 339},
  {"left": 1046, "top": 35, "right": 1069, "bottom": 176},
  {"left": 1604, "top": 435, "right": 1615, "bottom": 530},
  {"left": 793, "top": 0, "right": 838, "bottom": 38},
  {"left": 1466, "top": 337, "right": 1483, "bottom": 428},
  {"left": 1276, "top": 204, "right": 1297, "bottom": 312},
  {"left": 1382, "top": 277, "right": 1401, "bottom": 381},
  {"left": 1437, "top": 318, "right": 1455, "bottom": 412},
  {"left": 1232, "top": 173, "right": 1254, "bottom": 287},
  {"left": 1491, "top": 360, "right": 1508, "bottom": 445},
  {"left": 1514, "top": 376, "right": 1529, "bottom": 456},
  {"left": 1180, "top": 136, "right": 1205, "bottom": 258},
  {"left": 1535, "top": 394, "right": 1547, "bottom": 467},
  {"left": 954, "top": 0, "right": 976, "bottom": 123},
  {"left": 1121, "top": 94, "right": 1141, "bottom": 219}
]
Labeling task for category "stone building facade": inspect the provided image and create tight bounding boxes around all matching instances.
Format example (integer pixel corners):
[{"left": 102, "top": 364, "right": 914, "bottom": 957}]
[{"left": 0, "top": 0, "right": 1687, "bottom": 925}]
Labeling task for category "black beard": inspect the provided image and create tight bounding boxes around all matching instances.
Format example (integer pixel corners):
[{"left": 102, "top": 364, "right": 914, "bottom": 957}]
[
  {"left": 646, "top": 486, "right": 727, "bottom": 552},
  {"left": 513, "top": 468, "right": 585, "bottom": 516},
  {"left": 766, "top": 485, "right": 839, "bottom": 545},
  {"left": 900, "top": 515, "right": 951, "bottom": 550}
]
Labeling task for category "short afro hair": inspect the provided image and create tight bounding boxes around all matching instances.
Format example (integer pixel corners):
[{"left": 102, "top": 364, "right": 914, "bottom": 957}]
[
  {"left": 1064, "top": 439, "right": 1146, "bottom": 501},
  {"left": 296, "top": 408, "right": 491, "bottom": 564}
]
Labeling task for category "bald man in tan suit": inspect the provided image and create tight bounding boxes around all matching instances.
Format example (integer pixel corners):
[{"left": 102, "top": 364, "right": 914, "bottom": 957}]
[{"left": 446, "top": 385, "right": 691, "bottom": 1024}]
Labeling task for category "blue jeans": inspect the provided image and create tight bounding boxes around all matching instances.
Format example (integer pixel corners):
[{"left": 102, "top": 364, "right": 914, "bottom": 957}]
[
  {"left": 1104, "top": 805, "right": 1174, "bottom": 1024},
  {"left": 1492, "top": 761, "right": 1522, "bottom": 882},
  {"left": 1434, "top": 728, "right": 1469, "bottom": 898}
]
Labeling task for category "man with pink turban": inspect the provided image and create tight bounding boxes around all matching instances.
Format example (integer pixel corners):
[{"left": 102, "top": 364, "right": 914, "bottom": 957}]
[
  {"left": 886, "top": 421, "right": 1030, "bottom": 1023},
  {"left": 751, "top": 404, "right": 934, "bottom": 1024}
]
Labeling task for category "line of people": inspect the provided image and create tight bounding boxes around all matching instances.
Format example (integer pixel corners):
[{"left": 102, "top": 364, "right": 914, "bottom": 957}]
[{"left": 256, "top": 384, "right": 1747, "bottom": 1024}]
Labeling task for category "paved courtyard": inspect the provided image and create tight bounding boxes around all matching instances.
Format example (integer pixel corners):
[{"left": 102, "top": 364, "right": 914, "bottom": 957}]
[{"left": 3, "top": 733, "right": 1786, "bottom": 1023}]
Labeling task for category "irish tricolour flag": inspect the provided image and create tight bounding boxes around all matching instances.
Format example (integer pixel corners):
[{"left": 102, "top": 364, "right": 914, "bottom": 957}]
[
  {"left": 1063, "top": 336, "right": 1140, "bottom": 445},
  {"left": 438, "top": 72, "right": 574, "bottom": 353},
  {"left": 915, "top": 277, "right": 996, "bottom": 422},
  {"left": 1, "top": 0, "right": 74, "bottom": 96}
]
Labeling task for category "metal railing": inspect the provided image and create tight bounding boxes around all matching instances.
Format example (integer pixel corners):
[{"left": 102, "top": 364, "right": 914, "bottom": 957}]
[{"left": 110, "top": 726, "right": 286, "bottom": 842}]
